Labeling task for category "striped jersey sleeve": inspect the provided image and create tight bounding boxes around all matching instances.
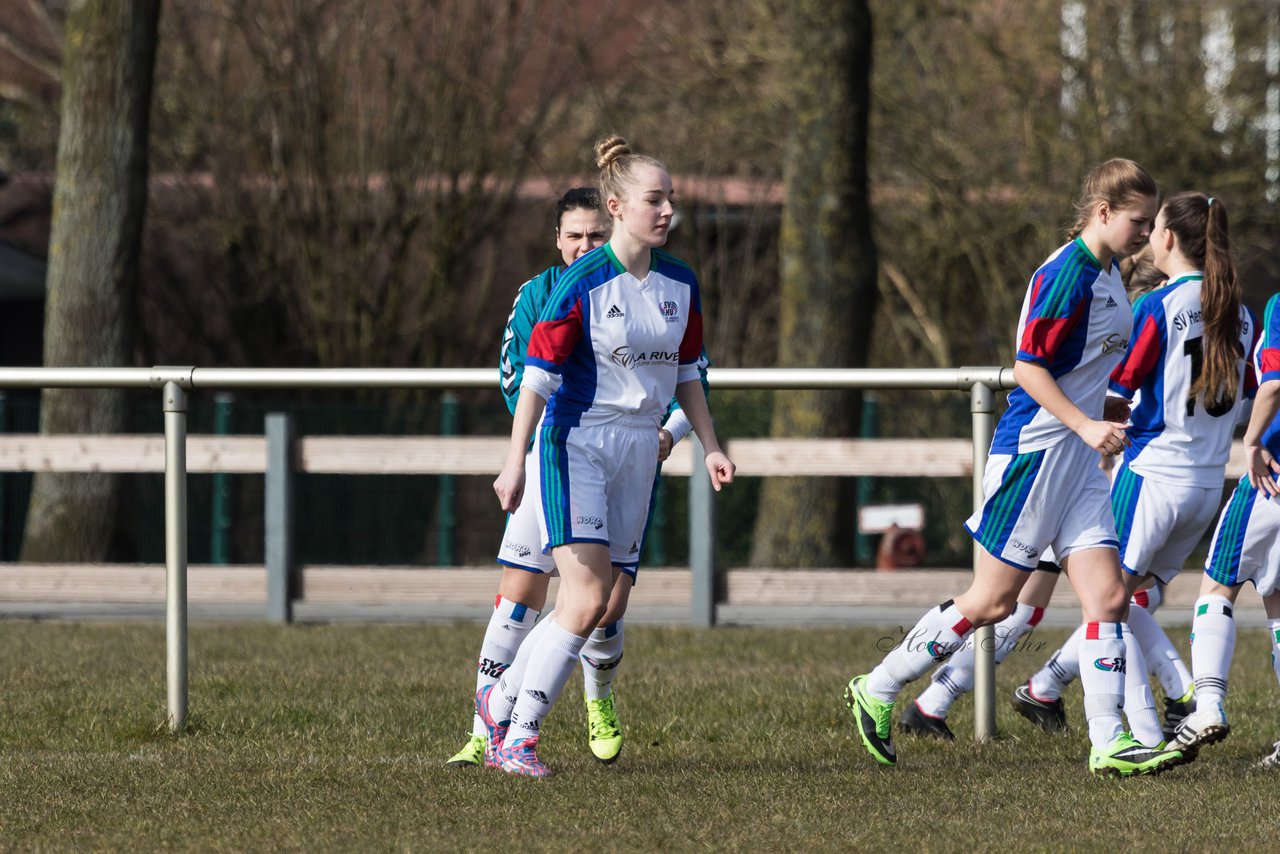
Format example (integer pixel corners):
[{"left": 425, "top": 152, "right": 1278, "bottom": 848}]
[
  {"left": 1258, "top": 293, "right": 1280, "bottom": 383},
  {"left": 1015, "top": 254, "right": 1090, "bottom": 369},
  {"left": 498, "top": 266, "right": 559, "bottom": 415},
  {"left": 1109, "top": 289, "right": 1168, "bottom": 398}
]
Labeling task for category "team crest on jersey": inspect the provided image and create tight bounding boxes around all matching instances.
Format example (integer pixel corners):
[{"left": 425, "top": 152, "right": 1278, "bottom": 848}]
[{"left": 658, "top": 300, "right": 679, "bottom": 322}]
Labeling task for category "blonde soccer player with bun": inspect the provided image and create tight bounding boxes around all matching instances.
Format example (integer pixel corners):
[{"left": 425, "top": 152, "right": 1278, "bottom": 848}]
[{"left": 479, "top": 136, "right": 734, "bottom": 778}]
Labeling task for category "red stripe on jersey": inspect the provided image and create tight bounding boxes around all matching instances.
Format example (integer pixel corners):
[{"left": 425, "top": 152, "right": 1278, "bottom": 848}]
[
  {"left": 1260, "top": 347, "right": 1280, "bottom": 376},
  {"left": 678, "top": 308, "right": 703, "bottom": 363},
  {"left": 1109, "top": 314, "right": 1162, "bottom": 394},
  {"left": 526, "top": 302, "right": 584, "bottom": 365},
  {"left": 1028, "top": 606, "right": 1045, "bottom": 627},
  {"left": 1131, "top": 589, "right": 1149, "bottom": 610},
  {"left": 952, "top": 617, "right": 972, "bottom": 637},
  {"left": 1018, "top": 300, "right": 1086, "bottom": 363}
]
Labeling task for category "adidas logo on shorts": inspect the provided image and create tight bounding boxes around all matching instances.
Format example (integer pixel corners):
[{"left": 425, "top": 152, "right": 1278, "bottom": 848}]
[
  {"left": 606, "top": 305, "right": 625, "bottom": 318},
  {"left": 1104, "top": 294, "right": 1119, "bottom": 308}
]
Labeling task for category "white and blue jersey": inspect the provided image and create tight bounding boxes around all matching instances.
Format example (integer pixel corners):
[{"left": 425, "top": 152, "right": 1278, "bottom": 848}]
[
  {"left": 523, "top": 244, "right": 704, "bottom": 427},
  {"left": 1109, "top": 274, "right": 1257, "bottom": 487},
  {"left": 991, "top": 238, "right": 1133, "bottom": 454},
  {"left": 968, "top": 239, "right": 1130, "bottom": 569},
  {"left": 1202, "top": 293, "right": 1280, "bottom": 595}
]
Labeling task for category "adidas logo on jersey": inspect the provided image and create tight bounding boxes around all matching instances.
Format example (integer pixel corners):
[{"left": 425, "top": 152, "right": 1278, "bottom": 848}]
[
  {"left": 606, "top": 305, "right": 625, "bottom": 318},
  {"left": 1104, "top": 295, "right": 1119, "bottom": 308}
]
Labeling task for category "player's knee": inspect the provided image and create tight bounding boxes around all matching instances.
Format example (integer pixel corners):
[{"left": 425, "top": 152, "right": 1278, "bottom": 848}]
[
  {"left": 1086, "top": 587, "right": 1130, "bottom": 623},
  {"left": 967, "top": 595, "right": 1019, "bottom": 627}
]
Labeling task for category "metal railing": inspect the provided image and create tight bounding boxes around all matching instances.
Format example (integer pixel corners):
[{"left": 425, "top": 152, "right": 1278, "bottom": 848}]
[{"left": 0, "top": 365, "right": 1016, "bottom": 739}]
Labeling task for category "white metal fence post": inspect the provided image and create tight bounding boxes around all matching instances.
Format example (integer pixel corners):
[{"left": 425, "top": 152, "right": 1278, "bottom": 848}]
[
  {"left": 689, "top": 434, "right": 716, "bottom": 627},
  {"left": 970, "top": 380, "right": 996, "bottom": 741},
  {"left": 265, "top": 413, "right": 295, "bottom": 624},
  {"left": 162, "top": 379, "right": 189, "bottom": 733}
]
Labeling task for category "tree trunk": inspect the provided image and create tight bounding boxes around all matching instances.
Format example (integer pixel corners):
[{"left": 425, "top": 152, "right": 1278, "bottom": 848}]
[
  {"left": 749, "top": 0, "right": 877, "bottom": 567},
  {"left": 20, "top": 0, "right": 160, "bottom": 562}
]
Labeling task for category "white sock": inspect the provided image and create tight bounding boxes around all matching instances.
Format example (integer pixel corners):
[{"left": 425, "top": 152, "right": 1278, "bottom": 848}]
[
  {"left": 488, "top": 610, "right": 557, "bottom": 726},
  {"left": 1130, "top": 583, "right": 1162, "bottom": 613},
  {"left": 1270, "top": 620, "right": 1280, "bottom": 691},
  {"left": 1028, "top": 623, "right": 1085, "bottom": 701},
  {"left": 507, "top": 619, "right": 589, "bottom": 744},
  {"left": 1121, "top": 623, "right": 1164, "bottom": 746},
  {"left": 581, "top": 620, "right": 625, "bottom": 701},
  {"left": 1127, "top": 594, "right": 1192, "bottom": 700},
  {"left": 917, "top": 603, "right": 1044, "bottom": 718},
  {"left": 1190, "top": 595, "right": 1236, "bottom": 710},
  {"left": 469, "top": 596, "right": 540, "bottom": 735},
  {"left": 866, "top": 600, "right": 973, "bottom": 703},
  {"left": 1078, "top": 621, "right": 1126, "bottom": 748}
]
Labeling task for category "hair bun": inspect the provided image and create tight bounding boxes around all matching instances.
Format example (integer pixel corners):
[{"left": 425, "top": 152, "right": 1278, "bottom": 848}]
[{"left": 594, "top": 135, "right": 631, "bottom": 170}]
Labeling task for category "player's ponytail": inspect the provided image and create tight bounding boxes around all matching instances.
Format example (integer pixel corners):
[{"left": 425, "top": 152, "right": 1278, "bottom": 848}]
[
  {"left": 594, "top": 135, "right": 667, "bottom": 208},
  {"left": 1067, "top": 158, "right": 1158, "bottom": 240},
  {"left": 1161, "top": 191, "right": 1242, "bottom": 411}
]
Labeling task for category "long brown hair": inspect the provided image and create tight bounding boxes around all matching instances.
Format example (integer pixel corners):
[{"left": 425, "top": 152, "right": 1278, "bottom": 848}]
[
  {"left": 1066, "top": 158, "right": 1159, "bottom": 240},
  {"left": 1161, "top": 191, "right": 1241, "bottom": 410}
]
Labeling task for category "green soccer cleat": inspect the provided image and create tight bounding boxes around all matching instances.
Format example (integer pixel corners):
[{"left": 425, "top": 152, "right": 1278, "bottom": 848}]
[
  {"left": 1089, "top": 732, "right": 1184, "bottom": 778},
  {"left": 844, "top": 674, "right": 897, "bottom": 766},
  {"left": 446, "top": 733, "right": 487, "bottom": 768},
  {"left": 586, "top": 693, "right": 623, "bottom": 764}
]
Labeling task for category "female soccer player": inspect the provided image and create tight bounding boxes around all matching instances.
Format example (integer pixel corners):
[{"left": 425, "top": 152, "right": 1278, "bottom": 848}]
[
  {"left": 1173, "top": 288, "right": 1280, "bottom": 756},
  {"left": 1016, "top": 193, "right": 1256, "bottom": 747},
  {"left": 448, "top": 188, "right": 707, "bottom": 770},
  {"left": 479, "top": 136, "right": 734, "bottom": 778},
  {"left": 902, "top": 244, "right": 1184, "bottom": 742},
  {"left": 845, "top": 158, "right": 1185, "bottom": 777}
]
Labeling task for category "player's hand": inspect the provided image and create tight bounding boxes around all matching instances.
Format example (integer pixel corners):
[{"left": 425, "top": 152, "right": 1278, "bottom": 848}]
[
  {"left": 657, "top": 428, "right": 674, "bottom": 462},
  {"left": 1244, "top": 443, "right": 1280, "bottom": 498},
  {"left": 493, "top": 460, "right": 526, "bottom": 512},
  {"left": 1077, "top": 418, "right": 1129, "bottom": 457},
  {"left": 1103, "top": 396, "right": 1132, "bottom": 424},
  {"left": 705, "top": 451, "right": 735, "bottom": 491}
]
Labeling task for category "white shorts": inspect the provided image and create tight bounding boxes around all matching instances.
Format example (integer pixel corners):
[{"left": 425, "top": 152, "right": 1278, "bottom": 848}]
[
  {"left": 1111, "top": 463, "right": 1223, "bottom": 585},
  {"left": 496, "top": 444, "right": 556, "bottom": 573},
  {"left": 1203, "top": 476, "right": 1280, "bottom": 597},
  {"left": 536, "top": 417, "right": 660, "bottom": 573},
  {"left": 965, "top": 437, "right": 1118, "bottom": 571}
]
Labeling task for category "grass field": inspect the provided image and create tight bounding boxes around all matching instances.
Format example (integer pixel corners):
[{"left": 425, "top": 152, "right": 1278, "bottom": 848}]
[{"left": 0, "top": 619, "right": 1276, "bottom": 850}]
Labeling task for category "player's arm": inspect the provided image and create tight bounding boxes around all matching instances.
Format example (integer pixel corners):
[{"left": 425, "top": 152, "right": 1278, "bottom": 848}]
[
  {"left": 672, "top": 295, "right": 732, "bottom": 488},
  {"left": 1243, "top": 298, "right": 1280, "bottom": 495},
  {"left": 674, "top": 379, "right": 734, "bottom": 491},
  {"left": 493, "top": 385, "right": 548, "bottom": 512},
  {"left": 658, "top": 349, "right": 710, "bottom": 461},
  {"left": 499, "top": 276, "right": 547, "bottom": 415},
  {"left": 1242, "top": 379, "right": 1280, "bottom": 497},
  {"left": 494, "top": 285, "right": 582, "bottom": 511}
]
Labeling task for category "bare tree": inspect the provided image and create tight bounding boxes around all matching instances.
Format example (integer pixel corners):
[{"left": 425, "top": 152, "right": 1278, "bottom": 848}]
[
  {"left": 150, "top": 0, "right": 617, "bottom": 374},
  {"left": 21, "top": 0, "right": 161, "bottom": 562}
]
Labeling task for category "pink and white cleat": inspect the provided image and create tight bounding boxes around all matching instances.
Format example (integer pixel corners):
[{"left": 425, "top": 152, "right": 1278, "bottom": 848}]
[
  {"left": 474, "top": 685, "right": 508, "bottom": 769},
  {"left": 497, "top": 736, "right": 553, "bottom": 778}
]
